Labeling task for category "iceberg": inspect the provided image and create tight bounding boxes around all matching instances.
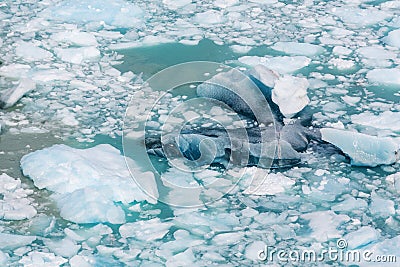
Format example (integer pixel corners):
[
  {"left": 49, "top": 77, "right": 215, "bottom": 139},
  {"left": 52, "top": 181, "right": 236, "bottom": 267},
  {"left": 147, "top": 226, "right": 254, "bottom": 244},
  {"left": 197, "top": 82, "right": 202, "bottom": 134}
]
[
  {"left": 320, "top": 128, "right": 399, "bottom": 167},
  {"left": 271, "top": 75, "right": 310, "bottom": 118},
  {"left": 21, "top": 144, "right": 158, "bottom": 224}
]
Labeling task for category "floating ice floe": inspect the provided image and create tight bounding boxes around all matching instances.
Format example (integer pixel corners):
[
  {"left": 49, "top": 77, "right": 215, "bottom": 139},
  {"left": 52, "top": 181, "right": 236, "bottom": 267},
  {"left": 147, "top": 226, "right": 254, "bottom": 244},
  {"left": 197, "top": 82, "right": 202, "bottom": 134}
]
[
  {"left": 239, "top": 56, "right": 311, "bottom": 74},
  {"left": 366, "top": 69, "right": 400, "bottom": 86},
  {"left": 332, "top": 7, "right": 391, "bottom": 27},
  {"left": 0, "top": 233, "right": 36, "bottom": 250},
  {"left": 271, "top": 75, "right": 310, "bottom": 118},
  {"left": 320, "top": 128, "right": 399, "bottom": 167},
  {"left": 21, "top": 144, "right": 158, "bottom": 224},
  {"left": 19, "top": 251, "right": 67, "bottom": 267},
  {"left": 243, "top": 171, "right": 295, "bottom": 195},
  {"left": 344, "top": 226, "right": 380, "bottom": 249},
  {"left": 301, "top": 210, "right": 350, "bottom": 242},
  {"left": 271, "top": 42, "right": 324, "bottom": 57},
  {"left": 40, "top": 0, "right": 144, "bottom": 28},
  {"left": 15, "top": 41, "right": 53, "bottom": 62},
  {"left": 383, "top": 29, "right": 400, "bottom": 48},
  {"left": 0, "top": 173, "right": 37, "bottom": 220},
  {"left": 351, "top": 111, "right": 400, "bottom": 132}
]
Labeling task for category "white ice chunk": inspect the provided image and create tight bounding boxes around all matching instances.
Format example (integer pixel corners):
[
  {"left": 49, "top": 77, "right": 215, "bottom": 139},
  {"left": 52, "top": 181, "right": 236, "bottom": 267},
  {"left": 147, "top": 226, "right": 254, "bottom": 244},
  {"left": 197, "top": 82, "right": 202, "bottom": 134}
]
[
  {"left": 383, "top": 29, "right": 400, "bottom": 48},
  {"left": 369, "top": 191, "right": 395, "bottom": 218},
  {"left": 52, "top": 31, "right": 98, "bottom": 47},
  {"left": 366, "top": 69, "right": 400, "bottom": 86},
  {"left": 271, "top": 42, "right": 324, "bottom": 57},
  {"left": 301, "top": 211, "right": 350, "bottom": 242},
  {"left": 0, "top": 64, "right": 31, "bottom": 80},
  {"left": 55, "top": 47, "right": 100, "bottom": 64},
  {"left": 331, "top": 196, "right": 367, "bottom": 212},
  {"left": 386, "top": 172, "right": 400, "bottom": 193},
  {"left": 357, "top": 47, "right": 396, "bottom": 60},
  {"left": 0, "top": 78, "right": 36, "bottom": 109},
  {"left": 31, "top": 69, "right": 74, "bottom": 83},
  {"left": 19, "top": 251, "right": 67, "bottom": 267},
  {"left": 272, "top": 75, "right": 309, "bottom": 118},
  {"left": 163, "top": 0, "right": 192, "bottom": 9},
  {"left": 344, "top": 226, "right": 380, "bottom": 249},
  {"left": 165, "top": 248, "right": 196, "bottom": 267},
  {"left": 243, "top": 171, "right": 295, "bottom": 195},
  {"left": 43, "top": 238, "right": 81, "bottom": 258},
  {"left": 329, "top": 58, "right": 355, "bottom": 70},
  {"left": 239, "top": 56, "right": 311, "bottom": 74},
  {"left": 193, "top": 10, "right": 226, "bottom": 25},
  {"left": 41, "top": 0, "right": 144, "bottom": 28},
  {"left": 332, "top": 7, "right": 391, "bottom": 27},
  {"left": 0, "top": 173, "right": 37, "bottom": 220},
  {"left": 247, "top": 64, "right": 279, "bottom": 88},
  {"left": 321, "top": 128, "right": 399, "bottom": 167},
  {"left": 15, "top": 42, "right": 53, "bottom": 62},
  {"left": 0, "top": 233, "right": 36, "bottom": 250},
  {"left": 21, "top": 144, "right": 158, "bottom": 224},
  {"left": 119, "top": 218, "right": 172, "bottom": 241},
  {"left": 351, "top": 111, "right": 400, "bottom": 132},
  {"left": 249, "top": 0, "right": 277, "bottom": 3}
]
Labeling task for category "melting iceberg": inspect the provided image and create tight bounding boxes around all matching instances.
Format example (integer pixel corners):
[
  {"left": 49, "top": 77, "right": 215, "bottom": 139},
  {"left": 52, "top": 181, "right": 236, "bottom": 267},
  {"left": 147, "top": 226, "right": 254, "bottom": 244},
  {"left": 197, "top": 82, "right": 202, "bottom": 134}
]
[
  {"left": 21, "top": 144, "right": 158, "bottom": 224},
  {"left": 321, "top": 128, "right": 399, "bottom": 167}
]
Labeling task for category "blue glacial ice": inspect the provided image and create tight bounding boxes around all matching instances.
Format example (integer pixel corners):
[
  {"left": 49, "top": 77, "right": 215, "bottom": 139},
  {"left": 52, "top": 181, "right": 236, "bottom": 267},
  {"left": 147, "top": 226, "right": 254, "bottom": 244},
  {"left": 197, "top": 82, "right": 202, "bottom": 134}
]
[{"left": 321, "top": 128, "right": 399, "bottom": 167}]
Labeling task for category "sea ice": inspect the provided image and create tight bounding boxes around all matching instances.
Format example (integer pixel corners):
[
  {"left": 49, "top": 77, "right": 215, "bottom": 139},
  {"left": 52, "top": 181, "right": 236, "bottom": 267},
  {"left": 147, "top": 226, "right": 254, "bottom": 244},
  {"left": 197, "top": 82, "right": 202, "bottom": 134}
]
[
  {"left": 52, "top": 31, "right": 98, "bottom": 47},
  {"left": 239, "top": 56, "right": 311, "bottom": 74},
  {"left": 0, "top": 173, "right": 37, "bottom": 220},
  {"left": 320, "top": 128, "right": 399, "bottom": 167},
  {"left": 243, "top": 171, "right": 295, "bottom": 195},
  {"left": 21, "top": 144, "right": 158, "bottom": 224},
  {"left": 15, "top": 41, "right": 53, "bottom": 62},
  {"left": 301, "top": 211, "right": 350, "bottom": 242},
  {"left": 383, "top": 29, "right": 400, "bottom": 48},
  {"left": 119, "top": 218, "right": 172, "bottom": 242},
  {"left": 41, "top": 0, "right": 144, "bottom": 28},
  {"left": 366, "top": 69, "right": 400, "bottom": 86},
  {"left": 369, "top": 191, "right": 395, "bottom": 218},
  {"left": 331, "top": 196, "right": 367, "bottom": 212},
  {"left": 19, "top": 251, "right": 67, "bottom": 267},
  {"left": 351, "top": 111, "right": 400, "bottom": 132},
  {"left": 344, "top": 226, "right": 380, "bottom": 249},
  {"left": 54, "top": 47, "right": 100, "bottom": 64},
  {"left": 193, "top": 10, "right": 226, "bottom": 25},
  {"left": 163, "top": 0, "right": 192, "bottom": 9},
  {"left": 271, "top": 75, "right": 309, "bottom": 118},
  {"left": 271, "top": 42, "right": 324, "bottom": 57},
  {"left": 0, "top": 233, "right": 36, "bottom": 250}
]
